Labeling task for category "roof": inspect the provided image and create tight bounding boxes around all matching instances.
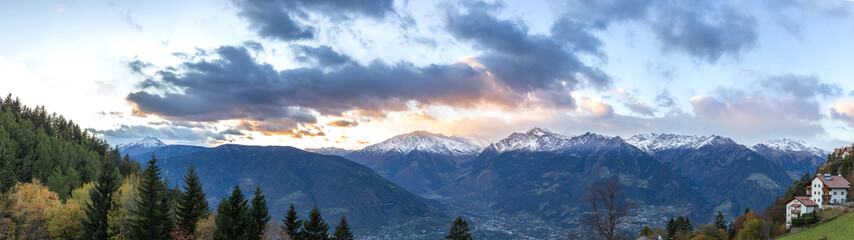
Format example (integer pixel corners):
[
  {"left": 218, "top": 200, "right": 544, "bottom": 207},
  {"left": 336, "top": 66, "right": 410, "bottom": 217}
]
[
  {"left": 814, "top": 175, "right": 851, "bottom": 189},
  {"left": 790, "top": 196, "right": 818, "bottom": 207}
]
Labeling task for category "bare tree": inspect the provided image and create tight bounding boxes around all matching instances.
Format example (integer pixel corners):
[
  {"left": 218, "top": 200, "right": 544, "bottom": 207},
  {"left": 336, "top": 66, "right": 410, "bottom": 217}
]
[{"left": 582, "top": 179, "right": 637, "bottom": 240}]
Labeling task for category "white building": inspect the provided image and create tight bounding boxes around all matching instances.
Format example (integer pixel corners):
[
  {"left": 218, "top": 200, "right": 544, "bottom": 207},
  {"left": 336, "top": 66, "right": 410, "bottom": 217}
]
[
  {"left": 785, "top": 196, "right": 818, "bottom": 228},
  {"left": 806, "top": 174, "right": 851, "bottom": 208}
]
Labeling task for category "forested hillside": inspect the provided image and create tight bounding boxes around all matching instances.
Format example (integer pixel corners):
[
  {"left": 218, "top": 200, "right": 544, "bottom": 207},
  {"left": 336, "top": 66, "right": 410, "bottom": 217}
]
[{"left": 0, "top": 94, "right": 138, "bottom": 198}]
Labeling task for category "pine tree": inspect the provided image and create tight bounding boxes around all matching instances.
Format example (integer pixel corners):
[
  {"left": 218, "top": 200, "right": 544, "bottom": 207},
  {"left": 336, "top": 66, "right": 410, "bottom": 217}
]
[
  {"left": 714, "top": 211, "right": 727, "bottom": 230},
  {"left": 282, "top": 203, "right": 303, "bottom": 240},
  {"left": 129, "top": 156, "right": 175, "bottom": 240},
  {"left": 302, "top": 206, "right": 329, "bottom": 240},
  {"left": 685, "top": 217, "right": 693, "bottom": 232},
  {"left": 666, "top": 217, "right": 676, "bottom": 237},
  {"left": 214, "top": 185, "right": 251, "bottom": 240},
  {"left": 248, "top": 187, "right": 271, "bottom": 240},
  {"left": 445, "top": 216, "right": 472, "bottom": 240},
  {"left": 331, "top": 216, "right": 354, "bottom": 240},
  {"left": 83, "top": 157, "right": 120, "bottom": 240},
  {"left": 176, "top": 164, "right": 209, "bottom": 235}
]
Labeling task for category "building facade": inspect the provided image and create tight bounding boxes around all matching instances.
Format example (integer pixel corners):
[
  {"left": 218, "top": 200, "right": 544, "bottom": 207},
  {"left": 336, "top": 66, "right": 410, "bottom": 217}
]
[
  {"left": 806, "top": 174, "right": 850, "bottom": 208},
  {"left": 785, "top": 196, "right": 818, "bottom": 228}
]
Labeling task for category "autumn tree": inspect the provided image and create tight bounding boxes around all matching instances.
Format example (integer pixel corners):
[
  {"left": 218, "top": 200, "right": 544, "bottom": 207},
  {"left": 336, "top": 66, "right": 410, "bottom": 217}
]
[
  {"left": 0, "top": 180, "right": 60, "bottom": 239},
  {"left": 582, "top": 179, "right": 636, "bottom": 240}
]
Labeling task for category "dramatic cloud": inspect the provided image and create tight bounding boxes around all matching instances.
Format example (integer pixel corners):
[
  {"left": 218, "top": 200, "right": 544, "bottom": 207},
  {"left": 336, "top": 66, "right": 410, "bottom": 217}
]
[
  {"left": 232, "top": 0, "right": 394, "bottom": 41},
  {"left": 555, "top": 0, "right": 758, "bottom": 63},
  {"left": 760, "top": 74, "right": 841, "bottom": 98},
  {"left": 829, "top": 100, "right": 854, "bottom": 127},
  {"left": 443, "top": 1, "right": 610, "bottom": 108},
  {"left": 127, "top": 43, "right": 581, "bottom": 135}
]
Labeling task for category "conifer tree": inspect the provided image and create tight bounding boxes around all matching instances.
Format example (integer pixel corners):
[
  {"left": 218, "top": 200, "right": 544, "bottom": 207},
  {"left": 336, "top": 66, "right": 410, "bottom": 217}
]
[
  {"left": 666, "top": 217, "right": 676, "bottom": 237},
  {"left": 331, "top": 216, "right": 354, "bottom": 240},
  {"left": 83, "top": 157, "right": 120, "bottom": 240},
  {"left": 282, "top": 203, "right": 303, "bottom": 240},
  {"left": 129, "top": 156, "right": 174, "bottom": 240},
  {"left": 302, "top": 206, "right": 329, "bottom": 240},
  {"left": 248, "top": 187, "right": 271, "bottom": 240},
  {"left": 445, "top": 216, "right": 472, "bottom": 240},
  {"left": 685, "top": 217, "right": 693, "bottom": 232},
  {"left": 214, "top": 185, "right": 251, "bottom": 240},
  {"left": 176, "top": 164, "right": 209, "bottom": 235},
  {"left": 714, "top": 211, "right": 727, "bottom": 230}
]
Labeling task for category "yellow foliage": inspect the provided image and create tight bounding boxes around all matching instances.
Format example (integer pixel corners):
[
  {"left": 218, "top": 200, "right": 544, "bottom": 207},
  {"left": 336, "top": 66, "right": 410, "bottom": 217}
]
[
  {"left": 195, "top": 213, "right": 217, "bottom": 240},
  {"left": 46, "top": 182, "right": 93, "bottom": 239},
  {"left": 1, "top": 180, "right": 61, "bottom": 240}
]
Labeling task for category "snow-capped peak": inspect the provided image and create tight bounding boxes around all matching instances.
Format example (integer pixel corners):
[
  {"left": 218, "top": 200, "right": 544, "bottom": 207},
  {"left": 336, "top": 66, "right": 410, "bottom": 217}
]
[
  {"left": 305, "top": 147, "right": 353, "bottom": 157},
  {"left": 753, "top": 139, "right": 827, "bottom": 157},
  {"left": 117, "top": 137, "right": 166, "bottom": 149},
  {"left": 626, "top": 133, "right": 735, "bottom": 152},
  {"left": 358, "top": 131, "right": 482, "bottom": 156}
]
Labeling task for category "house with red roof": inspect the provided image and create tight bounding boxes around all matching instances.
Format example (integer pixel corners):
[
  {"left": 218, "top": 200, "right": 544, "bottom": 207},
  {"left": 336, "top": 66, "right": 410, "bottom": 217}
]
[
  {"left": 833, "top": 147, "right": 852, "bottom": 157},
  {"left": 806, "top": 173, "right": 851, "bottom": 208},
  {"left": 785, "top": 196, "right": 818, "bottom": 228}
]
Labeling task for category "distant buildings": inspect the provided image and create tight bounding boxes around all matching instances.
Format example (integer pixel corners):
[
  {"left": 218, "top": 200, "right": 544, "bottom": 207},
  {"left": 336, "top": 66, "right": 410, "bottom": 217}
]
[
  {"left": 833, "top": 147, "right": 852, "bottom": 157},
  {"left": 786, "top": 173, "right": 852, "bottom": 228}
]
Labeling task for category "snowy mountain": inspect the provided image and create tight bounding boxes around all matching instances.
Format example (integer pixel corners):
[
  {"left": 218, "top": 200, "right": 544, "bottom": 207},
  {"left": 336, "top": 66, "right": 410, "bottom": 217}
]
[
  {"left": 117, "top": 137, "right": 168, "bottom": 158},
  {"left": 625, "top": 133, "right": 738, "bottom": 152},
  {"left": 751, "top": 139, "right": 827, "bottom": 157},
  {"left": 305, "top": 147, "right": 353, "bottom": 157},
  {"left": 117, "top": 136, "right": 166, "bottom": 149},
  {"left": 357, "top": 131, "right": 482, "bottom": 156},
  {"left": 486, "top": 127, "right": 574, "bottom": 153}
]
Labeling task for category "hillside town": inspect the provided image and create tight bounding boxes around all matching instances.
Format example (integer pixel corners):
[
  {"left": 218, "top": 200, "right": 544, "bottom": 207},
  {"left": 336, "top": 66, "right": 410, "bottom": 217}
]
[{"left": 784, "top": 147, "right": 854, "bottom": 228}]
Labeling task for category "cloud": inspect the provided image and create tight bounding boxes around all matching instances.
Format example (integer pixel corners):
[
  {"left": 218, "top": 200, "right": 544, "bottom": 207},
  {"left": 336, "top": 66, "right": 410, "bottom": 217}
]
[
  {"left": 327, "top": 120, "right": 358, "bottom": 128},
  {"left": 577, "top": 96, "right": 614, "bottom": 118},
  {"left": 829, "top": 100, "right": 854, "bottom": 127},
  {"left": 850, "top": 90, "right": 854, "bottom": 97},
  {"left": 654, "top": 90, "right": 676, "bottom": 108},
  {"left": 689, "top": 94, "right": 823, "bottom": 136},
  {"left": 291, "top": 45, "right": 352, "bottom": 66},
  {"left": 760, "top": 74, "right": 841, "bottom": 98},
  {"left": 89, "top": 124, "right": 243, "bottom": 143},
  {"left": 128, "top": 44, "right": 578, "bottom": 136},
  {"left": 616, "top": 89, "right": 654, "bottom": 116},
  {"left": 555, "top": 0, "right": 758, "bottom": 63},
  {"left": 442, "top": 1, "right": 611, "bottom": 107},
  {"left": 232, "top": 0, "right": 395, "bottom": 41}
]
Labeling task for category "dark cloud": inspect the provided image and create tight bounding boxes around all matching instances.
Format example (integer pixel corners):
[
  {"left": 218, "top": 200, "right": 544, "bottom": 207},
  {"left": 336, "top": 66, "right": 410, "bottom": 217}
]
[
  {"left": 443, "top": 0, "right": 611, "bottom": 103},
  {"left": 830, "top": 108, "right": 854, "bottom": 127},
  {"left": 127, "top": 44, "right": 552, "bottom": 134},
  {"left": 128, "top": 59, "right": 152, "bottom": 74},
  {"left": 327, "top": 120, "right": 358, "bottom": 128},
  {"left": 555, "top": 0, "right": 758, "bottom": 63},
  {"left": 291, "top": 45, "right": 352, "bottom": 66},
  {"left": 616, "top": 89, "right": 654, "bottom": 117},
  {"left": 89, "top": 124, "right": 243, "bottom": 143},
  {"left": 760, "top": 74, "right": 841, "bottom": 98},
  {"left": 232, "top": 0, "right": 394, "bottom": 41}
]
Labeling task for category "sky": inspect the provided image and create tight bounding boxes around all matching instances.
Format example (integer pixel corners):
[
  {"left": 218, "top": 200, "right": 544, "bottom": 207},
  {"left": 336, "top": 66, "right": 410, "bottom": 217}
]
[{"left": 1, "top": 0, "right": 854, "bottom": 150}]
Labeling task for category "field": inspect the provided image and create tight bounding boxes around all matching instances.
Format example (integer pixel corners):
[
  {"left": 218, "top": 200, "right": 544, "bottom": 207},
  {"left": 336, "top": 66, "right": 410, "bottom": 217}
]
[{"left": 777, "top": 211, "right": 854, "bottom": 240}]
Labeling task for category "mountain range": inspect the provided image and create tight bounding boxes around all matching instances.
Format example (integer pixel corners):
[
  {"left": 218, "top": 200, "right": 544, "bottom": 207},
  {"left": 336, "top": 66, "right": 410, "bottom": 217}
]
[{"left": 119, "top": 129, "right": 829, "bottom": 238}]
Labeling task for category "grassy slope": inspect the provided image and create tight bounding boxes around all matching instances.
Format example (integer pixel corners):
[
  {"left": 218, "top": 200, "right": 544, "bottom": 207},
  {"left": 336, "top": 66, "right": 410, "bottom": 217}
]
[{"left": 777, "top": 212, "right": 854, "bottom": 240}]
